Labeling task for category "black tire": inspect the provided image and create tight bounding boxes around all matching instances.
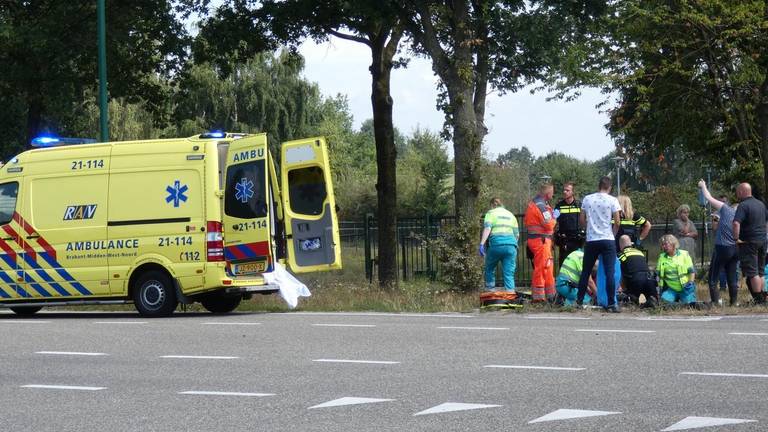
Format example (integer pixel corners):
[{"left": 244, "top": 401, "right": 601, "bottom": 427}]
[
  {"left": 133, "top": 270, "right": 177, "bottom": 317},
  {"left": 10, "top": 306, "right": 43, "bottom": 316},
  {"left": 201, "top": 292, "right": 242, "bottom": 314}
]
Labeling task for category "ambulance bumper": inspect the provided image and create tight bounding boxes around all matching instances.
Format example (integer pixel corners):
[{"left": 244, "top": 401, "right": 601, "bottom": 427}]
[{"left": 224, "top": 284, "right": 279, "bottom": 294}]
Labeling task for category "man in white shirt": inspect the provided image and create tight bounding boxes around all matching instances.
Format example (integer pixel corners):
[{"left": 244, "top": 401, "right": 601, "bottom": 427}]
[{"left": 576, "top": 176, "right": 622, "bottom": 312}]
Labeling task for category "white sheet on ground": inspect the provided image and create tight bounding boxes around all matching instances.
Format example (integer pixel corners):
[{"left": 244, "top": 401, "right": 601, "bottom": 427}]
[{"left": 264, "top": 262, "right": 311, "bottom": 309}]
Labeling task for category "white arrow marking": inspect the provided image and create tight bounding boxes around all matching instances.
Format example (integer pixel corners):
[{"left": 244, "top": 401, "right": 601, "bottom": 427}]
[
  {"left": 309, "top": 397, "right": 394, "bottom": 409},
  {"left": 484, "top": 365, "right": 585, "bottom": 371},
  {"left": 414, "top": 402, "right": 501, "bottom": 416},
  {"left": 22, "top": 385, "right": 105, "bottom": 391},
  {"left": 681, "top": 372, "right": 768, "bottom": 378},
  {"left": 528, "top": 409, "right": 621, "bottom": 424},
  {"left": 36, "top": 351, "right": 108, "bottom": 356},
  {"left": 661, "top": 416, "right": 756, "bottom": 431},
  {"left": 179, "top": 391, "right": 274, "bottom": 397}
]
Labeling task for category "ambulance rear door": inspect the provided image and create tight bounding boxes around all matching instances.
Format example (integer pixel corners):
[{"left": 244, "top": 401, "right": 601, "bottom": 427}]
[
  {"left": 280, "top": 137, "right": 341, "bottom": 273},
  {"left": 221, "top": 134, "right": 272, "bottom": 276}
]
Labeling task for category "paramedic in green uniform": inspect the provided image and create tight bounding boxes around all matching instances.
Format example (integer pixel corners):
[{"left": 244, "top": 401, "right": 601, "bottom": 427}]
[
  {"left": 556, "top": 248, "right": 596, "bottom": 305},
  {"left": 657, "top": 234, "right": 697, "bottom": 305},
  {"left": 479, "top": 197, "right": 520, "bottom": 291}
]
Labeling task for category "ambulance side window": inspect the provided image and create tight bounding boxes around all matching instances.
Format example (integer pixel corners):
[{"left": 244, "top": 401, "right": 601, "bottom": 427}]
[
  {"left": 288, "top": 166, "right": 326, "bottom": 216},
  {"left": 0, "top": 182, "right": 18, "bottom": 225}
]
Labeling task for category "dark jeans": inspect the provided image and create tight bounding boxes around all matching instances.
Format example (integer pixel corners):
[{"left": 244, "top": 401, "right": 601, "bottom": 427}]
[
  {"left": 708, "top": 244, "right": 739, "bottom": 304},
  {"left": 624, "top": 271, "right": 659, "bottom": 302},
  {"left": 577, "top": 240, "right": 617, "bottom": 306}
]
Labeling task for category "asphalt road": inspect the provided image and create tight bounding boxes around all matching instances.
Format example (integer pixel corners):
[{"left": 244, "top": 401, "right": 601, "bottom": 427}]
[{"left": 1, "top": 310, "right": 767, "bottom": 432}]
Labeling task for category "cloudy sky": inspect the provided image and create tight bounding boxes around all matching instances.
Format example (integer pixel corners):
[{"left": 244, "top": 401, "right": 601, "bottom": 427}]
[{"left": 298, "top": 37, "right": 616, "bottom": 162}]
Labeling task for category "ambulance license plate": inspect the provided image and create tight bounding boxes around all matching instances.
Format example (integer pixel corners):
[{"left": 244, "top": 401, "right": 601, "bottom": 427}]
[{"left": 234, "top": 262, "right": 266, "bottom": 275}]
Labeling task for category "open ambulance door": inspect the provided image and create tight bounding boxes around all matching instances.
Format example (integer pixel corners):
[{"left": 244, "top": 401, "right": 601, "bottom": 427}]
[
  {"left": 280, "top": 137, "right": 342, "bottom": 273},
  {"left": 221, "top": 134, "right": 272, "bottom": 276}
]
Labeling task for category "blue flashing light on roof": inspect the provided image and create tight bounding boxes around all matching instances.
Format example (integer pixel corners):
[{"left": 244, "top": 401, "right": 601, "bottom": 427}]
[
  {"left": 31, "top": 136, "right": 97, "bottom": 147},
  {"left": 200, "top": 130, "right": 226, "bottom": 139}
]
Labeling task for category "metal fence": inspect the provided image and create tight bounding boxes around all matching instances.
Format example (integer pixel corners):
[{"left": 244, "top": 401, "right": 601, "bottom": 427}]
[{"left": 340, "top": 214, "right": 716, "bottom": 286}]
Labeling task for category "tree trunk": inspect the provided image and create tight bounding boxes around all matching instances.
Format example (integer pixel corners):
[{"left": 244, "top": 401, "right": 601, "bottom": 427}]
[
  {"left": 450, "top": 85, "right": 484, "bottom": 223},
  {"left": 370, "top": 34, "right": 399, "bottom": 290},
  {"left": 759, "top": 76, "right": 768, "bottom": 198}
]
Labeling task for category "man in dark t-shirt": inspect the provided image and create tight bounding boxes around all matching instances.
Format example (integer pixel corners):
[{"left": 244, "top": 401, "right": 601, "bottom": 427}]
[{"left": 732, "top": 182, "right": 768, "bottom": 303}]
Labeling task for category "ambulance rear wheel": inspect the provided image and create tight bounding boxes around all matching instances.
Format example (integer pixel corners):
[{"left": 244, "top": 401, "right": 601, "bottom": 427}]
[
  {"left": 10, "top": 306, "right": 42, "bottom": 316},
  {"left": 134, "top": 271, "right": 178, "bottom": 317},
  {"left": 201, "top": 293, "right": 242, "bottom": 314}
]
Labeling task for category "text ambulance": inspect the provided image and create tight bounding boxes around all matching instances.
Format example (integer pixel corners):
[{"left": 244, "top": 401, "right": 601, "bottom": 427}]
[{"left": 0, "top": 132, "right": 341, "bottom": 316}]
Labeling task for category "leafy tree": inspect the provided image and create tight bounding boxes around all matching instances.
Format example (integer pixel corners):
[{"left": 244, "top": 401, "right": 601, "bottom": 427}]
[
  {"left": 531, "top": 152, "right": 600, "bottom": 198},
  {"left": 0, "top": 1, "right": 204, "bottom": 147},
  {"left": 398, "top": 127, "right": 453, "bottom": 216},
  {"left": 598, "top": 1, "right": 768, "bottom": 195}
]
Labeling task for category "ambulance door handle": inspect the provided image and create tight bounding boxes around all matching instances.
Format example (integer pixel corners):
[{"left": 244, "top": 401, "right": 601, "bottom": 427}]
[{"left": 26, "top": 235, "right": 40, "bottom": 239}]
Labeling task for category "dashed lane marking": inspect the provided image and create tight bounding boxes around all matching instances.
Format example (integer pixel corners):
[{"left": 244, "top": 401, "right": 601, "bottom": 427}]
[
  {"left": 312, "top": 324, "right": 376, "bottom": 328},
  {"left": 574, "top": 329, "right": 656, "bottom": 334},
  {"left": 22, "top": 384, "right": 106, "bottom": 391},
  {"left": 309, "top": 397, "right": 394, "bottom": 409},
  {"left": 636, "top": 317, "right": 722, "bottom": 322},
  {"left": 528, "top": 409, "right": 621, "bottom": 424},
  {"left": 680, "top": 372, "right": 768, "bottom": 378},
  {"left": 484, "top": 365, "right": 585, "bottom": 371},
  {"left": 526, "top": 316, "right": 590, "bottom": 320},
  {"left": 93, "top": 321, "right": 147, "bottom": 325},
  {"left": 729, "top": 332, "right": 768, "bottom": 336},
  {"left": 179, "top": 391, "right": 274, "bottom": 397},
  {"left": 285, "top": 312, "right": 473, "bottom": 318},
  {"left": 414, "top": 402, "right": 502, "bottom": 416},
  {"left": 661, "top": 416, "right": 756, "bottom": 431},
  {"left": 437, "top": 326, "right": 509, "bottom": 331},
  {"left": 313, "top": 359, "right": 400, "bottom": 365},
  {"left": 161, "top": 355, "right": 239, "bottom": 360},
  {"left": 0, "top": 320, "right": 51, "bottom": 324},
  {"left": 202, "top": 322, "right": 262, "bottom": 326},
  {"left": 35, "top": 351, "right": 108, "bottom": 356}
]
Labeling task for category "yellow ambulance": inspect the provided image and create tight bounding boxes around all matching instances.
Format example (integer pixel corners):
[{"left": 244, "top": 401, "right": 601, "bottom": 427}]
[{"left": 0, "top": 132, "right": 341, "bottom": 317}]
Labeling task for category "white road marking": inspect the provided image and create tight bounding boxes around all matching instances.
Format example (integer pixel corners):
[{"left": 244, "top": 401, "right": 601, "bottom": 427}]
[
  {"left": 661, "top": 416, "right": 756, "bottom": 431},
  {"left": 93, "top": 321, "right": 147, "bottom": 325},
  {"left": 636, "top": 317, "right": 722, "bottom": 322},
  {"left": 729, "top": 332, "right": 768, "bottom": 336},
  {"left": 437, "top": 326, "right": 509, "bottom": 331},
  {"left": 22, "top": 385, "right": 106, "bottom": 391},
  {"left": 161, "top": 355, "right": 239, "bottom": 360},
  {"left": 35, "top": 351, "right": 108, "bottom": 356},
  {"left": 202, "top": 322, "right": 262, "bottom": 326},
  {"left": 528, "top": 409, "right": 621, "bottom": 424},
  {"left": 414, "top": 402, "right": 501, "bottom": 416},
  {"left": 484, "top": 365, "right": 585, "bottom": 371},
  {"left": 680, "top": 372, "right": 768, "bottom": 378},
  {"left": 179, "top": 391, "right": 274, "bottom": 397},
  {"left": 309, "top": 397, "right": 394, "bottom": 409},
  {"left": 0, "top": 320, "right": 51, "bottom": 324},
  {"left": 527, "top": 316, "right": 590, "bottom": 320},
  {"left": 286, "top": 312, "right": 473, "bottom": 318},
  {"left": 313, "top": 359, "right": 399, "bottom": 365},
  {"left": 312, "top": 324, "right": 376, "bottom": 328},
  {"left": 574, "top": 329, "right": 656, "bottom": 333}
]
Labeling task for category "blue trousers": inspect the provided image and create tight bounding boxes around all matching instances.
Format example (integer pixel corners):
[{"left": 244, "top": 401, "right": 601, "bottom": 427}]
[
  {"left": 556, "top": 277, "right": 592, "bottom": 305},
  {"left": 577, "top": 240, "right": 617, "bottom": 306},
  {"left": 485, "top": 243, "right": 517, "bottom": 291}
]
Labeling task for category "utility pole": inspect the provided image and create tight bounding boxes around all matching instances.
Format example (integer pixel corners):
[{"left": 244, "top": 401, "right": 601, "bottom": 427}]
[
  {"left": 98, "top": 0, "right": 109, "bottom": 142},
  {"left": 612, "top": 156, "right": 624, "bottom": 196}
]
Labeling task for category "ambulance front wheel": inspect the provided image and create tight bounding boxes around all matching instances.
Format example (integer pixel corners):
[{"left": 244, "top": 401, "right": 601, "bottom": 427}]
[{"left": 133, "top": 270, "right": 178, "bottom": 317}]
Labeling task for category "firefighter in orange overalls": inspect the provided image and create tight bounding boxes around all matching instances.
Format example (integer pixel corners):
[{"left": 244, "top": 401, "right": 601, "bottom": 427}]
[{"left": 524, "top": 183, "right": 557, "bottom": 302}]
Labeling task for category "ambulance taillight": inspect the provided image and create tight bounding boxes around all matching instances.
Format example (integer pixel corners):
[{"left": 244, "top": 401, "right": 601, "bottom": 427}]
[{"left": 206, "top": 221, "right": 224, "bottom": 262}]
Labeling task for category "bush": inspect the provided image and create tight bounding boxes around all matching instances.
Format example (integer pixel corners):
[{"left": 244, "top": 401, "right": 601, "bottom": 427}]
[{"left": 426, "top": 220, "right": 483, "bottom": 292}]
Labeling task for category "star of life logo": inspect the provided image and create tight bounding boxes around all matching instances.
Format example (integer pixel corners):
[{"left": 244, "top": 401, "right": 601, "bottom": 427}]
[
  {"left": 235, "top": 177, "right": 254, "bottom": 203},
  {"left": 165, "top": 180, "right": 188, "bottom": 208}
]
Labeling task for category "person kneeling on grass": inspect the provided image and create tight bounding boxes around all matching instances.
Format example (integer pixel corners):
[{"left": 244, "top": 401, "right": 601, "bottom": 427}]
[
  {"left": 656, "top": 234, "right": 697, "bottom": 305},
  {"left": 556, "top": 248, "right": 596, "bottom": 306}
]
